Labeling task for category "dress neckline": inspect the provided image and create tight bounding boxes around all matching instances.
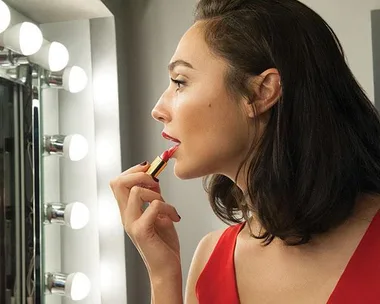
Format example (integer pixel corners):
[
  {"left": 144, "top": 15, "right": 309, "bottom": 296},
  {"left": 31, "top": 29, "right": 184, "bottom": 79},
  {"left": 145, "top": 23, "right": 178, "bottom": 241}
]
[{"left": 231, "top": 209, "right": 380, "bottom": 303}]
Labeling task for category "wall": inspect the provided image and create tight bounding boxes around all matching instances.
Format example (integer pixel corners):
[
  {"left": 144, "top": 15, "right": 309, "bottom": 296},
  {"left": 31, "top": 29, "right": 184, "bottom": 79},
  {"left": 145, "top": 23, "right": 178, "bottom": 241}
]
[
  {"left": 106, "top": 0, "right": 380, "bottom": 303},
  {"left": 42, "top": 15, "right": 127, "bottom": 303},
  {"left": 301, "top": 0, "right": 380, "bottom": 102},
  {"left": 372, "top": 10, "right": 380, "bottom": 108},
  {"left": 41, "top": 20, "right": 101, "bottom": 304},
  {"left": 90, "top": 17, "right": 127, "bottom": 304}
]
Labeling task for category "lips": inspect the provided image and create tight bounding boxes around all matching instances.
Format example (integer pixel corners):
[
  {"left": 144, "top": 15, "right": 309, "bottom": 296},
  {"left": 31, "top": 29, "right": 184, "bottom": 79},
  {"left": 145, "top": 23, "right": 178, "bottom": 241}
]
[{"left": 162, "top": 132, "right": 181, "bottom": 143}]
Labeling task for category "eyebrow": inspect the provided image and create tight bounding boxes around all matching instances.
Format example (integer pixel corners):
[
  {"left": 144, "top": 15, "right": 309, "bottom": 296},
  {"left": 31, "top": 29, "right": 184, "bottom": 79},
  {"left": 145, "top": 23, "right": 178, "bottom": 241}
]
[{"left": 168, "top": 60, "right": 195, "bottom": 72}]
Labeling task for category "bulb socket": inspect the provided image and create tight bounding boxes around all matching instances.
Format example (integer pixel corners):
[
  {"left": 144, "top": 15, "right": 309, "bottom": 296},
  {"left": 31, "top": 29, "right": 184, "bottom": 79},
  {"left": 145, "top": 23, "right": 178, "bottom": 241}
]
[
  {"left": 44, "top": 203, "right": 65, "bottom": 225},
  {"left": 44, "top": 135, "right": 65, "bottom": 156},
  {"left": 45, "top": 272, "right": 67, "bottom": 296}
]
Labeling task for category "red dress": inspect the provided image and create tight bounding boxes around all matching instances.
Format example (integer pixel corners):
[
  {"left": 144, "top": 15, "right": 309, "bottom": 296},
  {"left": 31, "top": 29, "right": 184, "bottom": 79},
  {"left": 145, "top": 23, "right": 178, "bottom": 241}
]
[{"left": 196, "top": 210, "right": 380, "bottom": 303}]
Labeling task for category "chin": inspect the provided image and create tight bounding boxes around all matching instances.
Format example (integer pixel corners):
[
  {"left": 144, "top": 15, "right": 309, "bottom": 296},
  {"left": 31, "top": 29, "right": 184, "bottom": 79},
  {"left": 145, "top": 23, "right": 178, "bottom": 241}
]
[
  {"left": 173, "top": 161, "right": 214, "bottom": 180},
  {"left": 173, "top": 166, "right": 198, "bottom": 180}
]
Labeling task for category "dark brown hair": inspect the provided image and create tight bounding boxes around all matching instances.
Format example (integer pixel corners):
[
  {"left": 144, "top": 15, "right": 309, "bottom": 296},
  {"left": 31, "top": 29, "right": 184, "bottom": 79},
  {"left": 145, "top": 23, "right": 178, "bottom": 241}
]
[{"left": 196, "top": 0, "right": 380, "bottom": 245}]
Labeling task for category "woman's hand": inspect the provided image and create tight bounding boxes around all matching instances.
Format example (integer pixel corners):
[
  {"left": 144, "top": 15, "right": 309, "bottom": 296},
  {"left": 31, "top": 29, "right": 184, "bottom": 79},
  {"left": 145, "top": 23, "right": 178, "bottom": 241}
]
[{"left": 110, "top": 162, "right": 182, "bottom": 278}]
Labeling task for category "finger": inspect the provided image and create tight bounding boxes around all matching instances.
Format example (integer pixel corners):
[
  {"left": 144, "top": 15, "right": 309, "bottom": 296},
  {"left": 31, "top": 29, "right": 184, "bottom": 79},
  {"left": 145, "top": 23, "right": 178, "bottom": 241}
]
[
  {"left": 120, "top": 161, "right": 150, "bottom": 176},
  {"left": 110, "top": 172, "right": 159, "bottom": 214},
  {"left": 111, "top": 171, "right": 159, "bottom": 201},
  {"left": 124, "top": 187, "right": 164, "bottom": 227},
  {"left": 146, "top": 183, "right": 161, "bottom": 194},
  {"left": 139, "top": 200, "right": 181, "bottom": 227},
  {"left": 117, "top": 172, "right": 159, "bottom": 190}
]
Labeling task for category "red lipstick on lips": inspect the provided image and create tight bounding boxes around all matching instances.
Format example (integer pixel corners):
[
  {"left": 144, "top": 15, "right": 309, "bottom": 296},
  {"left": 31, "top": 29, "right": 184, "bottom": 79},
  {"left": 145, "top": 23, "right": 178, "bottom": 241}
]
[
  {"left": 160, "top": 145, "right": 179, "bottom": 161},
  {"left": 161, "top": 132, "right": 181, "bottom": 144},
  {"left": 146, "top": 145, "right": 179, "bottom": 178}
]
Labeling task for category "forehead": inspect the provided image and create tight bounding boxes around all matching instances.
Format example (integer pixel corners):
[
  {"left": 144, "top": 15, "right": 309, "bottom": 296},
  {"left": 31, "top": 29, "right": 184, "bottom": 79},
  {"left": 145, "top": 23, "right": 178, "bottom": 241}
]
[{"left": 170, "top": 22, "right": 224, "bottom": 70}]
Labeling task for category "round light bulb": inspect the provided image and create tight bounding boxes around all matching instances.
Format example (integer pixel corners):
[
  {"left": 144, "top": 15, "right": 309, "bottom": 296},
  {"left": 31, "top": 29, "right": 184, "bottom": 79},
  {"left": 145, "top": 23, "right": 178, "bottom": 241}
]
[
  {"left": 64, "top": 202, "right": 89, "bottom": 230},
  {"left": 49, "top": 42, "right": 69, "bottom": 71},
  {"left": 29, "top": 41, "right": 69, "bottom": 71},
  {"left": 63, "top": 134, "right": 88, "bottom": 161},
  {"left": 63, "top": 66, "right": 88, "bottom": 93},
  {"left": 0, "top": 1, "right": 11, "bottom": 34},
  {"left": 1, "top": 22, "right": 43, "bottom": 55},
  {"left": 19, "top": 23, "right": 43, "bottom": 55},
  {"left": 65, "top": 272, "right": 91, "bottom": 301}
]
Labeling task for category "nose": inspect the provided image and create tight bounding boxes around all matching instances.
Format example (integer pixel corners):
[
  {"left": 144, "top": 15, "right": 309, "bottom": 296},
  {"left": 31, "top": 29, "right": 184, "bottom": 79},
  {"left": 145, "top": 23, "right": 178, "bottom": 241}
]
[{"left": 151, "top": 91, "right": 171, "bottom": 123}]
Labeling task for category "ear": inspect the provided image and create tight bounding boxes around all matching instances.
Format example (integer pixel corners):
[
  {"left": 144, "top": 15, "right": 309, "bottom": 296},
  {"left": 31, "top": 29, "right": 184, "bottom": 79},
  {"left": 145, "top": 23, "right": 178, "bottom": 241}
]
[{"left": 243, "top": 68, "right": 282, "bottom": 118}]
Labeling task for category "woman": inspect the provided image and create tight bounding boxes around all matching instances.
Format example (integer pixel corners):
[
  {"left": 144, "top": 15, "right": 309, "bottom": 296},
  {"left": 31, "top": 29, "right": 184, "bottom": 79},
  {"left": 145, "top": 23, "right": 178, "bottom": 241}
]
[{"left": 110, "top": 0, "right": 380, "bottom": 303}]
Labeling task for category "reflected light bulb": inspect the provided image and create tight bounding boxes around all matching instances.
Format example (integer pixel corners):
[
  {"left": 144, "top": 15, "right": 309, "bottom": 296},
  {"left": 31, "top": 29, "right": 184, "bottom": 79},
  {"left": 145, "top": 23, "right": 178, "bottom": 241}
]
[
  {"left": 65, "top": 272, "right": 91, "bottom": 301},
  {"left": 63, "top": 134, "right": 88, "bottom": 161},
  {"left": 0, "top": 1, "right": 11, "bottom": 34},
  {"left": 65, "top": 202, "right": 90, "bottom": 230},
  {"left": 63, "top": 66, "right": 88, "bottom": 93}
]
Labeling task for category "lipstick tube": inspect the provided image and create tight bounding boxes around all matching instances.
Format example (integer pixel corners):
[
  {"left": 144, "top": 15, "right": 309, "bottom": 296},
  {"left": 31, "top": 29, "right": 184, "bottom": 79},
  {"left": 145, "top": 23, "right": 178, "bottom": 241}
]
[
  {"left": 146, "top": 145, "right": 178, "bottom": 178},
  {"left": 146, "top": 156, "right": 167, "bottom": 178}
]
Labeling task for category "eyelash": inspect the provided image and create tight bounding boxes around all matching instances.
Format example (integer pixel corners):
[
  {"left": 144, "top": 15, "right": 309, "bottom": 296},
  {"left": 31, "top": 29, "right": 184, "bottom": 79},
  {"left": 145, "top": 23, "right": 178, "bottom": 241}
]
[{"left": 170, "top": 78, "right": 186, "bottom": 90}]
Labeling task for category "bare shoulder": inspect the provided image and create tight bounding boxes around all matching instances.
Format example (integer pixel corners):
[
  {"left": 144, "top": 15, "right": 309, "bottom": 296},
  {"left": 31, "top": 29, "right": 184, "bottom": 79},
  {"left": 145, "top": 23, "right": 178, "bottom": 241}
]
[
  {"left": 184, "top": 227, "right": 227, "bottom": 304},
  {"left": 191, "top": 227, "right": 226, "bottom": 274},
  {"left": 196, "top": 227, "right": 226, "bottom": 260}
]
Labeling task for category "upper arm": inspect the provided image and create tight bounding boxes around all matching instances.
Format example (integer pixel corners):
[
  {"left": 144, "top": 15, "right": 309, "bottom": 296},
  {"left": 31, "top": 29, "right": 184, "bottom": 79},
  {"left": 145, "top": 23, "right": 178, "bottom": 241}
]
[{"left": 184, "top": 229, "right": 225, "bottom": 304}]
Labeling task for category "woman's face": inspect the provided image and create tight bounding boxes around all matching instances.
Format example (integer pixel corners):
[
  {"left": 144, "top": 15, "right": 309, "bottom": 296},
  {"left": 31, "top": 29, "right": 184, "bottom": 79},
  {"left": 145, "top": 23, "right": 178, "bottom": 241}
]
[{"left": 152, "top": 22, "right": 254, "bottom": 180}]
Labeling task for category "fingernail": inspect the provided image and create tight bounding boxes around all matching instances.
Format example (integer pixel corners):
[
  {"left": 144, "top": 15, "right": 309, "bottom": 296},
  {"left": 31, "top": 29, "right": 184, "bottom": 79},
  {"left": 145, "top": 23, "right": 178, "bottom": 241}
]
[
  {"left": 152, "top": 176, "right": 159, "bottom": 183},
  {"left": 177, "top": 213, "right": 181, "bottom": 219},
  {"left": 139, "top": 161, "right": 147, "bottom": 166}
]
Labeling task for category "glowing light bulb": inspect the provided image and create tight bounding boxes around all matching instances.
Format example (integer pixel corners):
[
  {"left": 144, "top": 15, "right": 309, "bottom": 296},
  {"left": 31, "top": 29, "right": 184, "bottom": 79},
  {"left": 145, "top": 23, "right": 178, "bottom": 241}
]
[
  {"left": 44, "top": 134, "right": 89, "bottom": 161},
  {"left": 64, "top": 202, "right": 90, "bottom": 230},
  {"left": 0, "top": 1, "right": 11, "bottom": 34},
  {"left": 0, "top": 22, "right": 43, "bottom": 55},
  {"left": 63, "top": 66, "right": 88, "bottom": 93},
  {"left": 63, "top": 134, "right": 88, "bottom": 161},
  {"left": 29, "top": 41, "right": 69, "bottom": 71},
  {"left": 66, "top": 272, "right": 91, "bottom": 301},
  {"left": 19, "top": 23, "right": 43, "bottom": 55},
  {"left": 46, "top": 272, "right": 91, "bottom": 300},
  {"left": 49, "top": 42, "right": 69, "bottom": 71},
  {"left": 44, "top": 202, "right": 90, "bottom": 230}
]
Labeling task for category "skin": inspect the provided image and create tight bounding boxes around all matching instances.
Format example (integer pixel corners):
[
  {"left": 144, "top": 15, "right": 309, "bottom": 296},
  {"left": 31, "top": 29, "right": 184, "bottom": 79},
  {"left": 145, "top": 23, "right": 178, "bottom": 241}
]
[
  {"left": 151, "top": 22, "right": 280, "bottom": 184},
  {"left": 110, "top": 21, "right": 380, "bottom": 304}
]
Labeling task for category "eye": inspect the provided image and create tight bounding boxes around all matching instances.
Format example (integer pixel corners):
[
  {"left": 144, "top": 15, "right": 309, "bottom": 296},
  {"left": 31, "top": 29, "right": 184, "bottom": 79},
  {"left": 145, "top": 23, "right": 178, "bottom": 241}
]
[{"left": 170, "top": 78, "right": 186, "bottom": 91}]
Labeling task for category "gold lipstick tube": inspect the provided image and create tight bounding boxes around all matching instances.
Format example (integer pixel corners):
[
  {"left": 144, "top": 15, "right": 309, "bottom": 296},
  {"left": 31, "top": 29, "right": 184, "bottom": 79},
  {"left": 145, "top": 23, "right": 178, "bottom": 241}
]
[{"left": 146, "top": 156, "right": 167, "bottom": 178}]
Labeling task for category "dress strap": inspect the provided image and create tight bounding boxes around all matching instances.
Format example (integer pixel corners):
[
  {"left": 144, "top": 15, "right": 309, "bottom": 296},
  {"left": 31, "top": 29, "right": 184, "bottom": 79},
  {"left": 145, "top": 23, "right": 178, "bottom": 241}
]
[
  {"left": 327, "top": 210, "right": 380, "bottom": 303},
  {"left": 196, "top": 223, "right": 244, "bottom": 304}
]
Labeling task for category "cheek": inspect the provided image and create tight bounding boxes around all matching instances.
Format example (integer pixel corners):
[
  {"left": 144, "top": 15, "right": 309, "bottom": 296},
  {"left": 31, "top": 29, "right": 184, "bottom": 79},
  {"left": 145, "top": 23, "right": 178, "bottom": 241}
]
[
  {"left": 179, "top": 99, "right": 246, "bottom": 154},
  {"left": 173, "top": 99, "right": 250, "bottom": 178},
  {"left": 174, "top": 83, "right": 247, "bottom": 145},
  {"left": 173, "top": 93, "right": 208, "bottom": 131},
  {"left": 176, "top": 100, "right": 213, "bottom": 136}
]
